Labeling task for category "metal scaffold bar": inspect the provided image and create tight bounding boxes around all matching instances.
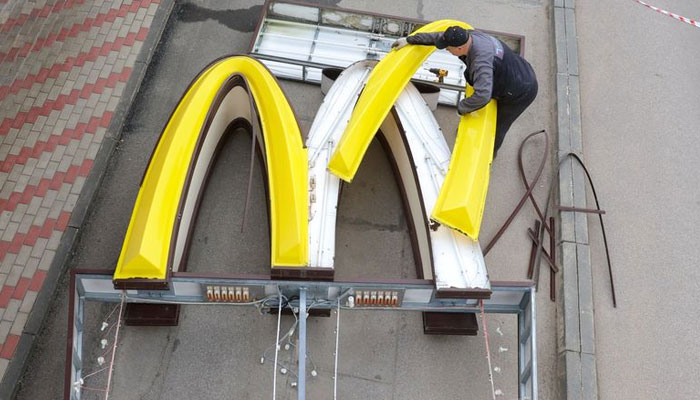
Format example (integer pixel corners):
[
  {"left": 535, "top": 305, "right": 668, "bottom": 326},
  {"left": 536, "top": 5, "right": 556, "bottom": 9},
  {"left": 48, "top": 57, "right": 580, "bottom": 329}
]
[{"left": 298, "top": 288, "right": 307, "bottom": 400}]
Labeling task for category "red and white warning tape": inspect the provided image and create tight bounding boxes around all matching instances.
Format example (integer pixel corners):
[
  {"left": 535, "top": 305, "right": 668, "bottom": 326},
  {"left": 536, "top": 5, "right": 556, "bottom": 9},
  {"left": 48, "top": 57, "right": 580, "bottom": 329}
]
[{"left": 634, "top": 0, "right": 700, "bottom": 28}]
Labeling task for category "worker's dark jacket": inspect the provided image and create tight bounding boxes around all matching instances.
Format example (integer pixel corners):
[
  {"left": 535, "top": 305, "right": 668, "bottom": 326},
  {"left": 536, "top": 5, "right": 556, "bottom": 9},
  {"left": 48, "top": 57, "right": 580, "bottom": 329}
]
[{"left": 407, "top": 30, "right": 537, "bottom": 114}]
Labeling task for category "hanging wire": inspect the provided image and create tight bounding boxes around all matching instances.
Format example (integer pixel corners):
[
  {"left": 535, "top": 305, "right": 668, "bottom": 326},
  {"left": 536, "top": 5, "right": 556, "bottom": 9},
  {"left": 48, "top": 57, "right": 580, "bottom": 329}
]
[
  {"left": 480, "top": 300, "right": 497, "bottom": 400},
  {"left": 104, "top": 291, "right": 126, "bottom": 400},
  {"left": 272, "top": 290, "right": 283, "bottom": 400}
]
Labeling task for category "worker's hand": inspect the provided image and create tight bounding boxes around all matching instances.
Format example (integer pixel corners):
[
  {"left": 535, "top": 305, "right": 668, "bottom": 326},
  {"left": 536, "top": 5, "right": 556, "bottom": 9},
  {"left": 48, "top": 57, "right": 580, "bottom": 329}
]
[
  {"left": 391, "top": 37, "right": 409, "bottom": 51},
  {"left": 457, "top": 100, "right": 470, "bottom": 116}
]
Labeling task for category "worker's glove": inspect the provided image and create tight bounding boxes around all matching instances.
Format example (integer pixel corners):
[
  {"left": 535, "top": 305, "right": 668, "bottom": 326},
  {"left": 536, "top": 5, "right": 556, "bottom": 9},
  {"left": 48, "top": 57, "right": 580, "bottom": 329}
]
[
  {"left": 457, "top": 100, "right": 470, "bottom": 116},
  {"left": 392, "top": 37, "right": 409, "bottom": 51}
]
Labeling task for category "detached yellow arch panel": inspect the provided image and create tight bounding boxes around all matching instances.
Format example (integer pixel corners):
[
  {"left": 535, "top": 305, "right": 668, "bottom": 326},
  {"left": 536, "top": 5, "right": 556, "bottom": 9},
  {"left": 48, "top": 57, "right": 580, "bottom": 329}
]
[
  {"left": 327, "top": 19, "right": 472, "bottom": 182},
  {"left": 114, "top": 56, "right": 308, "bottom": 283},
  {"left": 431, "top": 97, "right": 497, "bottom": 241}
]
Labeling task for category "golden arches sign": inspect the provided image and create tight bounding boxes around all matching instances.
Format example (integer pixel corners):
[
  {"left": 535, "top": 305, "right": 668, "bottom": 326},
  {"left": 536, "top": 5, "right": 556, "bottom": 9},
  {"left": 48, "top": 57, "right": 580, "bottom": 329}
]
[{"left": 113, "top": 22, "right": 496, "bottom": 292}]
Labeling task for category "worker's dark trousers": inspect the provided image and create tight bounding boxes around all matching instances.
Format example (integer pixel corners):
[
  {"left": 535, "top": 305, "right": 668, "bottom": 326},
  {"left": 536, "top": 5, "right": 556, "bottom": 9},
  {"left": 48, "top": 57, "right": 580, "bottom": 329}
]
[{"left": 494, "top": 79, "right": 538, "bottom": 157}]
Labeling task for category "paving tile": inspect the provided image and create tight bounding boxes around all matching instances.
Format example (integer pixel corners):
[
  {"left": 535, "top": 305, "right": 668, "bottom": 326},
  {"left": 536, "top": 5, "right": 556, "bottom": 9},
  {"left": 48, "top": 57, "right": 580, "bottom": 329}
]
[
  {"left": 1, "top": 222, "right": 18, "bottom": 241},
  {"left": 0, "top": 253, "right": 16, "bottom": 274},
  {"left": 29, "top": 237, "right": 47, "bottom": 260},
  {"left": 12, "top": 174, "right": 29, "bottom": 193},
  {"left": 0, "top": 183, "right": 16, "bottom": 200},
  {"left": 32, "top": 207, "right": 49, "bottom": 227},
  {"left": 2, "top": 298, "right": 20, "bottom": 322},
  {"left": 9, "top": 204, "right": 25, "bottom": 223},
  {"left": 10, "top": 312, "right": 27, "bottom": 335},
  {"left": 14, "top": 244, "right": 30, "bottom": 265},
  {"left": 6, "top": 166, "right": 21, "bottom": 184},
  {"left": 17, "top": 213, "right": 33, "bottom": 235},
  {"left": 20, "top": 256, "right": 38, "bottom": 279},
  {"left": 86, "top": 141, "right": 99, "bottom": 159},
  {"left": 6, "top": 265, "right": 22, "bottom": 287},
  {"left": 69, "top": 177, "right": 84, "bottom": 195},
  {"left": 29, "top": 270, "right": 46, "bottom": 292},
  {"left": 57, "top": 155, "right": 72, "bottom": 173},
  {"left": 42, "top": 160, "right": 58, "bottom": 179},
  {"left": 45, "top": 231, "right": 62, "bottom": 250},
  {"left": 0, "top": 146, "right": 10, "bottom": 161},
  {"left": 0, "top": 212, "right": 11, "bottom": 231},
  {"left": 48, "top": 197, "right": 64, "bottom": 218},
  {"left": 10, "top": 277, "right": 28, "bottom": 300},
  {"left": 19, "top": 290, "right": 36, "bottom": 313},
  {"left": 35, "top": 152, "right": 51, "bottom": 171},
  {"left": 56, "top": 182, "right": 71, "bottom": 202},
  {"left": 0, "top": 321, "right": 11, "bottom": 344},
  {"left": 37, "top": 249, "right": 54, "bottom": 271},
  {"left": 74, "top": 145, "right": 88, "bottom": 164},
  {"left": 0, "top": 333, "right": 20, "bottom": 358},
  {"left": 50, "top": 144, "right": 66, "bottom": 162},
  {"left": 40, "top": 188, "right": 58, "bottom": 208}
]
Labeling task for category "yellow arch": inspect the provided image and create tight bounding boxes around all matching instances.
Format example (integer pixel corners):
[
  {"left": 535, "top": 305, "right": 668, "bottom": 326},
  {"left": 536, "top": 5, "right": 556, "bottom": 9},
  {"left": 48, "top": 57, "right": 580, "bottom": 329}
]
[
  {"left": 327, "top": 20, "right": 473, "bottom": 182},
  {"left": 114, "top": 56, "right": 308, "bottom": 283},
  {"left": 431, "top": 86, "right": 496, "bottom": 240},
  {"left": 327, "top": 20, "right": 496, "bottom": 240}
]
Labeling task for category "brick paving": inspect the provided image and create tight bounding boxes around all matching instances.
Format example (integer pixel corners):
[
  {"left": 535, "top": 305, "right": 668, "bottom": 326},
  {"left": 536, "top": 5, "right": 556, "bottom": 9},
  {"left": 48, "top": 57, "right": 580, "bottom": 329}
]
[{"left": 0, "top": 0, "right": 161, "bottom": 382}]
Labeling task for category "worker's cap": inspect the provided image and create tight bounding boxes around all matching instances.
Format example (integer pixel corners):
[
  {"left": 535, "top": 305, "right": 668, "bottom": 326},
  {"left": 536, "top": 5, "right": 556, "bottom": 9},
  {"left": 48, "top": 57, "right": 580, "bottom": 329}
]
[{"left": 435, "top": 26, "right": 470, "bottom": 49}]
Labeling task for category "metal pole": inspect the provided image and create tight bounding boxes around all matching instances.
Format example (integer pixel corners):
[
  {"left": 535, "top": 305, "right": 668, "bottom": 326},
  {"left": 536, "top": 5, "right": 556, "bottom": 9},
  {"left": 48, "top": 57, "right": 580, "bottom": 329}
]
[
  {"left": 530, "top": 288, "right": 538, "bottom": 400},
  {"left": 333, "top": 298, "right": 340, "bottom": 400},
  {"left": 298, "top": 288, "right": 307, "bottom": 400}
]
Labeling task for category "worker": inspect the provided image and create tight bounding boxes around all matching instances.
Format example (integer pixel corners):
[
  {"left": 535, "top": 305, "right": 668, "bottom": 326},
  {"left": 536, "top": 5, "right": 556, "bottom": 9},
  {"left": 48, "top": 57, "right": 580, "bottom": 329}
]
[{"left": 392, "top": 26, "right": 538, "bottom": 157}]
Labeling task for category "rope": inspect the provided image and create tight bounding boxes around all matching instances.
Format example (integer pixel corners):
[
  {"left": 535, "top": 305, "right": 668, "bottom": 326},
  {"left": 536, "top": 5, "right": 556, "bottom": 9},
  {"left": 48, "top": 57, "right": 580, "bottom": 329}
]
[
  {"left": 104, "top": 291, "right": 125, "bottom": 400},
  {"left": 479, "top": 300, "right": 496, "bottom": 400}
]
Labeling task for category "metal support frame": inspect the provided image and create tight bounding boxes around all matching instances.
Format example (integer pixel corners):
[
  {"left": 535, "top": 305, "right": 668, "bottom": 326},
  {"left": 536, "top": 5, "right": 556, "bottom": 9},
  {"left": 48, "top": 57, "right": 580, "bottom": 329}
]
[
  {"left": 248, "top": 0, "right": 525, "bottom": 107},
  {"left": 252, "top": 52, "right": 467, "bottom": 97},
  {"left": 65, "top": 270, "right": 538, "bottom": 400}
]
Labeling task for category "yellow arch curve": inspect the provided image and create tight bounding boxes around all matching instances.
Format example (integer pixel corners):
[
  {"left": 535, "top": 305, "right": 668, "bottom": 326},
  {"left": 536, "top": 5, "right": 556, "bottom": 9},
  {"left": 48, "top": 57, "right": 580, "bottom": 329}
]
[{"left": 114, "top": 56, "right": 308, "bottom": 283}]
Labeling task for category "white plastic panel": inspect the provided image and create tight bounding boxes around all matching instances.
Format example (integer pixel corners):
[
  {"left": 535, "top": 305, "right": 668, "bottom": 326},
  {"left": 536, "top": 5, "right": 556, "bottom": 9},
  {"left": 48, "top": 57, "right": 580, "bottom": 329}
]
[
  {"left": 256, "top": 19, "right": 316, "bottom": 62},
  {"left": 393, "top": 84, "right": 489, "bottom": 290},
  {"left": 306, "top": 61, "right": 374, "bottom": 269}
]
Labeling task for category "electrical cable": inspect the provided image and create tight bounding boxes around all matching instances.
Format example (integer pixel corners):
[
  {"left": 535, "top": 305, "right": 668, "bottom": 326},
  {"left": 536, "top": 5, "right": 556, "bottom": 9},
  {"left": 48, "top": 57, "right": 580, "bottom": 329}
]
[
  {"left": 104, "top": 291, "right": 125, "bottom": 400},
  {"left": 481, "top": 130, "right": 616, "bottom": 307},
  {"left": 483, "top": 130, "right": 549, "bottom": 256},
  {"left": 532, "top": 152, "right": 617, "bottom": 307},
  {"left": 272, "top": 291, "right": 282, "bottom": 400},
  {"left": 479, "top": 300, "right": 497, "bottom": 400}
]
